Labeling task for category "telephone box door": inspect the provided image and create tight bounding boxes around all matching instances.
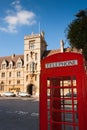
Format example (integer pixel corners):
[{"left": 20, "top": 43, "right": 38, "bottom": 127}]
[{"left": 47, "top": 76, "right": 78, "bottom": 130}]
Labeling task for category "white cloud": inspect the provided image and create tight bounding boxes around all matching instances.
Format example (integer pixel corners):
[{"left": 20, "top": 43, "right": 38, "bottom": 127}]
[
  {"left": 17, "top": 10, "right": 36, "bottom": 25},
  {"left": 11, "top": 0, "right": 22, "bottom": 11},
  {"left": 5, "top": 16, "right": 18, "bottom": 25},
  {"left": 0, "top": 0, "right": 36, "bottom": 33},
  {"left": 0, "top": 27, "right": 8, "bottom": 32},
  {"left": 11, "top": 0, "right": 20, "bottom": 5}
]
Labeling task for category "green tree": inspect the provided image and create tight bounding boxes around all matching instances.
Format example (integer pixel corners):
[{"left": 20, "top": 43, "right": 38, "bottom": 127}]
[{"left": 66, "top": 9, "right": 87, "bottom": 60}]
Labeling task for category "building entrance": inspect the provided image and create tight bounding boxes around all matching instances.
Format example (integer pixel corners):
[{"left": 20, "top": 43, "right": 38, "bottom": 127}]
[{"left": 27, "top": 84, "right": 33, "bottom": 95}]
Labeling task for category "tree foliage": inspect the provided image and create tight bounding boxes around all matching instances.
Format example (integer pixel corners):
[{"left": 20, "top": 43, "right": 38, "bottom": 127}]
[{"left": 66, "top": 9, "right": 87, "bottom": 60}]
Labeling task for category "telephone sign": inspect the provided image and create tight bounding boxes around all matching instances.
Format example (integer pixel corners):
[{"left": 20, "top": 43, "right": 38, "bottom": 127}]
[{"left": 45, "top": 60, "right": 78, "bottom": 68}]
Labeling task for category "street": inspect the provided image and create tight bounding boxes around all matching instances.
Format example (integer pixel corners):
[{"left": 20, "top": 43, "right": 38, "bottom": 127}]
[{"left": 0, "top": 97, "right": 39, "bottom": 130}]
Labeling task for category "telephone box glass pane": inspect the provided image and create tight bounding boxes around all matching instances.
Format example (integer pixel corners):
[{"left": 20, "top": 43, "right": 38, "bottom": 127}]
[
  {"left": 73, "top": 88, "right": 77, "bottom": 97},
  {"left": 62, "top": 112, "right": 73, "bottom": 122},
  {"left": 60, "top": 76, "right": 71, "bottom": 87},
  {"left": 48, "top": 111, "right": 50, "bottom": 120},
  {"left": 47, "top": 79, "right": 51, "bottom": 87},
  {"left": 47, "top": 99, "right": 50, "bottom": 109},
  {"left": 48, "top": 123, "right": 50, "bottom": 130},
  {"left": 61, "top": 99, "right": 73, "bottom": 110},
  {"left": 60, "top": 88, "right": 72, "bottom": 98},
  {"left": 74, "top": 113, "right": 78, "bottom": 123},
  {"left": 52, "top": 123, "right": 62, "bottom": 130},
  {"left": 72, "top": 76, "right": 76, "bottom": 86},
  {"left": 52, "top": 99, "right": 61, "bottom": 109},
  {"left": 51, "top": 88, "right": 60, "bottom": 97},
  {"left": 65, "top": 125, "right": 73, "bottom": 130},
  {"left": 47, "top": 88, "right": 51, "bottom": 97}
]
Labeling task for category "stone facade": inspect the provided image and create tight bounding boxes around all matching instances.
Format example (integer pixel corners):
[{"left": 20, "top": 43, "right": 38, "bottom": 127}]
[
  {"left": 0, "top": 32, "right": 82, "bottom": 96},
  {"left": 0, "top": 32, "right": 47, "bottom": 96},
  {"left": 0, "top": 54, "right": 24, "bottom": 95}
]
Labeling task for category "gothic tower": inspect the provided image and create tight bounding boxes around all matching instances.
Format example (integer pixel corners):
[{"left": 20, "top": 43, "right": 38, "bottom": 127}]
[{"left": 24, "top": 32, "right": 47, "bottom": 96}]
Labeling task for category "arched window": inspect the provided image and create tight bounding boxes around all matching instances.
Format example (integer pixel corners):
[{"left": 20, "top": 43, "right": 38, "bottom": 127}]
[
  {"left": 9, "top": 72, "right": 12, "bottom": 77},
  {"left": 0, "top": 81, "right": 4, "bottom": 91},
  {"left": 1, "top": 72, "right": 5, "bottom": 77},
  {"left": 26, "top": 64, "right": 29, "bottom": 71},
  {"left": 26, "top": 54, "right": 29, "bottom": 61},
  {"left": 30, "top": 62, "right": 34, "bottom": 72},
  {"left": 17, "top": 71, "right": 21, "bottom": 77},
  {"left": 17, "top": 80, "right": 20, "bottom": 84},
  {"left": 26, "top": 75, "right": 28, "bottom": 81},
  {"left": 35, "top": 53, "right": 37, "bottom": 60}
]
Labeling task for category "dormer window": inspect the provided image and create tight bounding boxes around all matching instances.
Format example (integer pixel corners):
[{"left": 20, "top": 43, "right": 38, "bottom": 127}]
[
  {"left": 2, "top": 64, "right": 6, "bottom": 69},
  {"left": 17, "top": 62, "right": 21, "bottom": 68},
  {"left": 9, "top": 61, "right": 13, "bottom": 69},
  {"left": 16, "top": 58, "right": 23, "bottom": 68},
  {"left": 1, "top": 60, "right": 7, "bottom": 69}
]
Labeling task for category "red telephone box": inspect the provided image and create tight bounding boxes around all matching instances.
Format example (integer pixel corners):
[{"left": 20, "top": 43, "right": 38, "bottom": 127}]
[{"left": 40, "top": 52, "right": 87, "bottom": 130}]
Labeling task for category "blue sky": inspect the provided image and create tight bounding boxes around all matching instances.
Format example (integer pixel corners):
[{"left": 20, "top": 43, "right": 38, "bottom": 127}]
[{"left": 0, "top": 0, "right": 87, "bottom": 56}]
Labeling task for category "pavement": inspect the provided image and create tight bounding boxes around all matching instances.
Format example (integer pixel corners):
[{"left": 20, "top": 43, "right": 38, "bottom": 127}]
[
  {"left": 0, "top": 96, "right": 39, "bottom": 130},
  {"left": 0, "top": 95, "right": 39, "bottom": 100}
]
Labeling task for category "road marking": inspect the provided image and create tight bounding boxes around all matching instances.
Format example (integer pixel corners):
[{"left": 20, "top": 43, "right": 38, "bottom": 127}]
[{"left": 31, "top": 112, "right": 39, "bottom": 117}]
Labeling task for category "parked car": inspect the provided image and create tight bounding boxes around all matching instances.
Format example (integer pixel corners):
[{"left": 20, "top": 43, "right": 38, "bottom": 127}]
[
  {"left": 18, "top": 92, "right": 31, "bottom": 97},
  {"left": 2, "top": 92, "right": 16, "bottom": 97}
]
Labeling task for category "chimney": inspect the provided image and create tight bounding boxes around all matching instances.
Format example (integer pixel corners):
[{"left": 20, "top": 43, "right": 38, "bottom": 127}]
[
  {"left": 12, "top": 54, "right": 15, "bottom": 59},
  {"left": 60, "top": 40, "right": 64, "bottom": 52}
]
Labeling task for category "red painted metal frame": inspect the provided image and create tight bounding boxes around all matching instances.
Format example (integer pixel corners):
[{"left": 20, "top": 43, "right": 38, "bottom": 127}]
[{"left": 40, "top": 52, "right": 87, "bottom": 130}]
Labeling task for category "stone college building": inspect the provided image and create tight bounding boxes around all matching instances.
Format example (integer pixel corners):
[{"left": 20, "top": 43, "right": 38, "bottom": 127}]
[{"left": 0, "top": 32, "right": 81, "bottom": 96}]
